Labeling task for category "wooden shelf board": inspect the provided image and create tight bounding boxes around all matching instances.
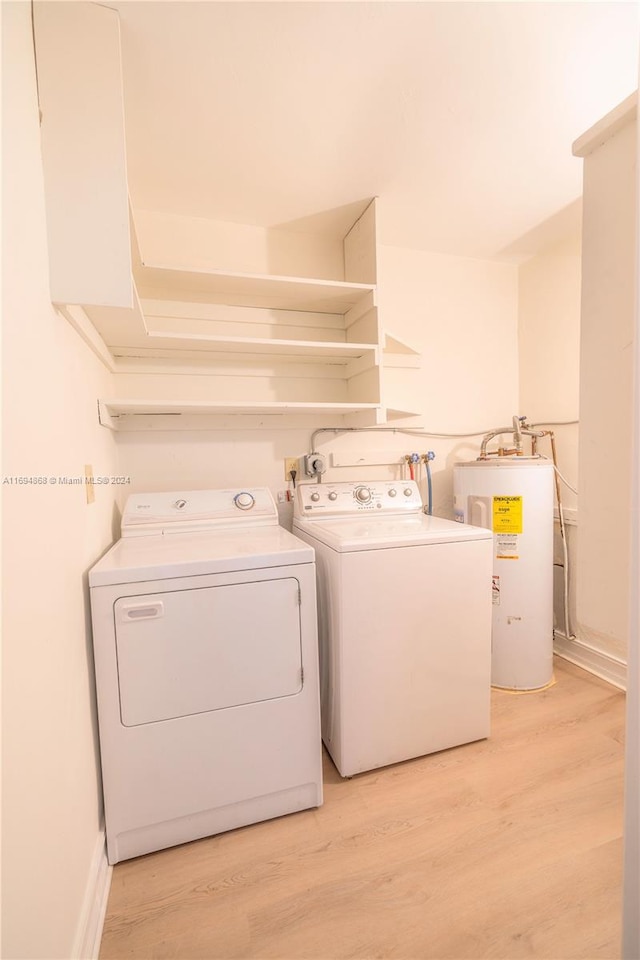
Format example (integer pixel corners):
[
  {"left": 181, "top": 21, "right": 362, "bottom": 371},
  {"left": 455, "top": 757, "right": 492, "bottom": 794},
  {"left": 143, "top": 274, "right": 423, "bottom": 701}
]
[
  {"left": 98, "top": 411, "right": 382, "bottom": 432},
  {"left": 99, "top": 398, "right": 381, "bottom": 420},
  {"left": 135, "top": 263, "right": 375, "bottom": 313},
  {"left": 85, "top": 307, "right": 379, "bottom": 367},
  {"left": 138, "top": 334, "right": 378, "bottom": 361},
  {"left": 97, "top": 399, "right": 416, "bottom": 430}
]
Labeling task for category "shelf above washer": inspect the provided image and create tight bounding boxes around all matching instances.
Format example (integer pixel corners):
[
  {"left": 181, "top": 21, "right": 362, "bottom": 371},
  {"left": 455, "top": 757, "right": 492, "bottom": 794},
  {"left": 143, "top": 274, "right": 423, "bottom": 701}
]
[
  {"left": 135, "top": 263, "right": 376, "bottom": 314},
  {"left": 97, "top": 398, "right": 388, "bottom": 430},
  {"left": 97, "top": 399, "right": 421, "bottom": 431}
]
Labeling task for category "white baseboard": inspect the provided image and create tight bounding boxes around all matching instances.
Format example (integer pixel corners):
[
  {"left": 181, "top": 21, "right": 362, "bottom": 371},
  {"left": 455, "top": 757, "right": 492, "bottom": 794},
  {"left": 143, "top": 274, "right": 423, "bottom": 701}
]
[
  {"left": 73, "top": 828, "right": 113, "bottom": 960},
  {"left": 554, "top": 630, "right": 627, "bottom": 691}
]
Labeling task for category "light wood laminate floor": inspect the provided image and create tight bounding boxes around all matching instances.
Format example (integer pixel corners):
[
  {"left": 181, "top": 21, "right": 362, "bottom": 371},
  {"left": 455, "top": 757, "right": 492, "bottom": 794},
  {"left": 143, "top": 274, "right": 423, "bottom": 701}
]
[{"left": 100, "top": 658, "right": 625, "bottom": 960}]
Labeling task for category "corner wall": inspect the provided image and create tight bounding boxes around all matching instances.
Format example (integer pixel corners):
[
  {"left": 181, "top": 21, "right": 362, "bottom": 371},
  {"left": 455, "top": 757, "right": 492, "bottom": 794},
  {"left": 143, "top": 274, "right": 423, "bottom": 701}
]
[{"left": 2, "top": 5, "right": 119, "bottom": 957}]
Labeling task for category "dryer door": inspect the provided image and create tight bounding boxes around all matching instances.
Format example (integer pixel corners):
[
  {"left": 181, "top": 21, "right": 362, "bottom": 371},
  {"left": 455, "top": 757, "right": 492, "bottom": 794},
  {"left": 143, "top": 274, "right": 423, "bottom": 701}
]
[{"left": 114, "top": 577, "right": 302, "bottom": 726}]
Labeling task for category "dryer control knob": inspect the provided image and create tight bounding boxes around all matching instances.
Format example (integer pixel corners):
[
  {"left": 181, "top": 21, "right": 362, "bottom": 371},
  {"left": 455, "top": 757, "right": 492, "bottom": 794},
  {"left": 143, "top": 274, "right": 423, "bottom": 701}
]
[
  {"left": 388, "top": 489, "right": 397, "bottom": 497},
  {"left": 404, "top": 488, "right": 413, "bottom": 497},
  {"left": 310, "top": 492, "right": 320, "bottom": 502},
  {"left": 355, "top": 486, "right": 372, "bottom": 503},
  {"left": 174, "top": 499, "right": 187, "bottom": 510},
  {"left": 328, "top": 491, "right": 338, "bottom": 501},
  {"left": 234, "top": 491, "right": 255, "bottom": 510}
]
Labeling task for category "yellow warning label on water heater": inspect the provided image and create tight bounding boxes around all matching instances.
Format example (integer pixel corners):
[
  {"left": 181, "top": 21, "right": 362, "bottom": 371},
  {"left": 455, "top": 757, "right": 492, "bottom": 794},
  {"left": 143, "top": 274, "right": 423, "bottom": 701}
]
[{"left": 492, "top": 496, "right": 523, "bottom": 534}]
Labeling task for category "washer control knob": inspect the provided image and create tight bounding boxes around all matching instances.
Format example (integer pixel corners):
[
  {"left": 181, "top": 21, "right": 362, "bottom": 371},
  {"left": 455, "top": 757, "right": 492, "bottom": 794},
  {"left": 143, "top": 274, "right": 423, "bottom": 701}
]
[
  {"left": 388, "top": 489, "right": 397, "bottom": 498},
  {"left": 355, "top": 486, "right": 372, "bottom": 503},
  {"left": 310, "top": 492, "right": 320, "bottom": 502},
  {"left": 174, "top": 499, "right": 187, "bottom": 510},
  {"left": 328, "top": 491, "right": 338, "bottom": 501},
  {"left": 234, "top": 491, "right": 255, "bottom": 510},
  {"left": 404, "top": 488, "right": 413, "bottom": 497}
]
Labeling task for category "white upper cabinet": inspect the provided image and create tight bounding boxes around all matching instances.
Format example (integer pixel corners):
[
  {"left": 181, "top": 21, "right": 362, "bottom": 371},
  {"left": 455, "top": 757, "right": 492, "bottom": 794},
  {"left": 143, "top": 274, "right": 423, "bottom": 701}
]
[{"left": 33, "top": 2, "right": 133, "bottom": 309}]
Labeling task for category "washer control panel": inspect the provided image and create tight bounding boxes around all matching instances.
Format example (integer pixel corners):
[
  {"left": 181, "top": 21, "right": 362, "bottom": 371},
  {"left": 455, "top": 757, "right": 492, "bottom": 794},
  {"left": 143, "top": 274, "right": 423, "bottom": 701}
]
[{"left": 295, "top": 480, "right": 423, "bottom": 517}]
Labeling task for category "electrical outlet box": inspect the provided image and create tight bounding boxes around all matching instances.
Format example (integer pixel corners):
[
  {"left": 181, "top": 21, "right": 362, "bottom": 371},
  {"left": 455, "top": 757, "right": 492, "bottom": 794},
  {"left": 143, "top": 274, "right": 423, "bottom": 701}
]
[
  {"left": 304, "top": 453, "right": 327, "bottom": 478},
  {"left": 284, "top": 457, "right": 299, "bottom": 481}
]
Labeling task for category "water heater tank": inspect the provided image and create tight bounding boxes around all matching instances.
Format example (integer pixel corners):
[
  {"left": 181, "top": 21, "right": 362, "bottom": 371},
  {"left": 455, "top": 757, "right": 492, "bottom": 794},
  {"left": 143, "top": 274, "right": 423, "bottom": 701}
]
[{"left": 453, "top": 459, "right": 554, "bottom": 690}]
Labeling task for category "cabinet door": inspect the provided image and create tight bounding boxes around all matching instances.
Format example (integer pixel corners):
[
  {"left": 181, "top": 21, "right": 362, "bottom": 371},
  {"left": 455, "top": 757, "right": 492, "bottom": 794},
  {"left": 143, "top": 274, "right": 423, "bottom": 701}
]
[{"left": 33, "top": 2, "right": 133, "bottom": 308}]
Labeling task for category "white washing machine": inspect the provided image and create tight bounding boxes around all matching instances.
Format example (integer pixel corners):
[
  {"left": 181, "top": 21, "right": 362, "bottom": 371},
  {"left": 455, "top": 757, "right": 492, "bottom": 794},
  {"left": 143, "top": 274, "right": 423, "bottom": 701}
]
[
  {"left": 293, "top": 480, "right": 493, "bottom": 777},
  {"left": 89, "top": 487, "right": 322, "bottom": 864}
]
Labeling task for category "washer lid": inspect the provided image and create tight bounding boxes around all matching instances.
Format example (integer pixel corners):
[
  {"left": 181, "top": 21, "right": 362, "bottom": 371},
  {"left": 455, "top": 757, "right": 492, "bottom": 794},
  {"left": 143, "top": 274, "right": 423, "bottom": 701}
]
[
  {"left": 293, "top": 514, "right": 493, "bottom": 553},
  {"left": 293, "top": 514, "right": 492, "bottom": 552},
  {"left": 89, "top": 525, "right": 314, "bottom": 587}
]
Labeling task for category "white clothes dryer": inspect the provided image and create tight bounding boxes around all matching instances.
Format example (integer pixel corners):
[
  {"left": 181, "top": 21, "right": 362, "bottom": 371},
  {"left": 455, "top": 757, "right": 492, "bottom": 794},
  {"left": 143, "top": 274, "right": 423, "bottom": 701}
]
[
  {"left": 293, "top": 480, "right": 493, "bottom": 777},
  {"left": 89, "top": 487, "right": 322, "bottom": 864}
]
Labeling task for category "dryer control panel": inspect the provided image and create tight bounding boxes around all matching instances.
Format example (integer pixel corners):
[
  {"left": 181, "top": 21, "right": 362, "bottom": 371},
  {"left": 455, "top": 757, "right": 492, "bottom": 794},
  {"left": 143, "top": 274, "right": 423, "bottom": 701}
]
[
  {"left": 295, "top": 480, "right": 423, "bottom": 518},
  {"left": 121, "top": 487, "right": 277, "bottom": 536}
]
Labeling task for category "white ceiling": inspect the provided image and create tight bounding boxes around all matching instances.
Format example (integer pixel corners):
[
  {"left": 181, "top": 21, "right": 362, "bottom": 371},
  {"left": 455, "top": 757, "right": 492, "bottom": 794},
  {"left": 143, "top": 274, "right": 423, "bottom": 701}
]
[{"left": 112, "top": 1, "right": 639, "bottom": 261}]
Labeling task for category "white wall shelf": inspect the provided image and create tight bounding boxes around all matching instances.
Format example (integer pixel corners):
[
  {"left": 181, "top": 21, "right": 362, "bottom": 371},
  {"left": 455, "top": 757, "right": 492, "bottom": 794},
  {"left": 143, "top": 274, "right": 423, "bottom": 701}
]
[
  {"left": 110, "top": 337, "right": 378, "bottom": 363},
  {"left": 85, "top": 299, "right": 380, "bottom": 365},
  {"left": 84, "top": 201, "right": 403, "bottom": 424},
  {"left": 82, "top": 240, "right": 424, "bottom": 424},
  {"left": 134, "top": 263, "right": 376, "bottom": 314},
  {"left": 97, "top": 398, "right": 384, "bottom": 429},
  {"left": 96, "top": 398, "right": 419, "bottom": 431},
  {"left": 32, "top": 5, "right": 421, "bottom": 431}
]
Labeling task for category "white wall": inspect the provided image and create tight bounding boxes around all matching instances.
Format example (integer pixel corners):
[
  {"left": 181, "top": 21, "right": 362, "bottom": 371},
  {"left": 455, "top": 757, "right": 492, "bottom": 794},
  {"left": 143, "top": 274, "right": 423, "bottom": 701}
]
[
  {"left": 2, "top": 5, "right": 119, "bottom": 957},
  {"left": 377, "top": 244, "right": 519, "bottom": 429},
  {"left": 575, "top": 103, "right": 636, "bottom": 665},
  {"left": 518, "top": 229, "right": 582, "bottom": 640},
  {"left": 115, "top": 236, "right": 520, "bottom": 518},
  {"left": 134, "top": 208, "right": 347, "bottom": 280},
  {"left": 518, "top": 230, "right": 581, "bottom": 429}
]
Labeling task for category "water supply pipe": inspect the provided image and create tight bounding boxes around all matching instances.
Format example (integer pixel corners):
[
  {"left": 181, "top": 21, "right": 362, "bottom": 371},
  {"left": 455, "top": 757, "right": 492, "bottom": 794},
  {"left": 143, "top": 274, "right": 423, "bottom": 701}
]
[
  {"left": 479, "top": 416, "right": 547, "bottom": 458},
  {"left": 422, "top": 451, "right": 435, "bottom": 515}
]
